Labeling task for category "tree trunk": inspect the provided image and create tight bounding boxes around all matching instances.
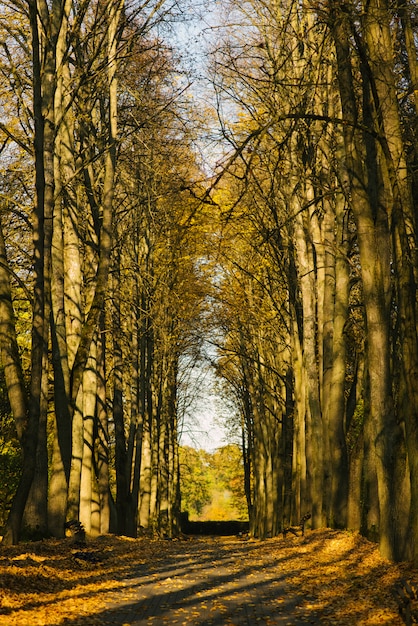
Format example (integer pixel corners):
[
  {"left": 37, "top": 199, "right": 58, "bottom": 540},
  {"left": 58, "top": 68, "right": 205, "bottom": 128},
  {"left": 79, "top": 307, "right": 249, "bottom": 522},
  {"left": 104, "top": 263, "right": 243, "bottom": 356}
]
[
  {"left": 0, "top": 218, "right": 27, "bottom": 440},
  {"left": 79, "top": 337, "right": 97, "bottom": 534},
  {"left": 330, "top": 5, "right": 401, "bottom": 560},
  {"left": 70, "top": 0, "right": 123, "bottom": 404},
  {"left": 325, "top": 189, "right": 350, "bottom": 529},
  {"left": 96, "top": 314, "right": 110, "bottom": 534},
  {"left": 22, "top": 356, "right": 49, "bottom": 536},
  {"left": 112, "top": 252, "right": 130, "bottom": 535},
  {"left": 3, "top": 0, "right": 57, "bottom": 545},
  {"left": 292, "top": 183, "right": 323, "bottom": 527},
  {"left": 49, "top": 0, "right": 79, "bottom": 534},
  {"left": 363, "top": 0, "right": 418, "bottom": 562}
]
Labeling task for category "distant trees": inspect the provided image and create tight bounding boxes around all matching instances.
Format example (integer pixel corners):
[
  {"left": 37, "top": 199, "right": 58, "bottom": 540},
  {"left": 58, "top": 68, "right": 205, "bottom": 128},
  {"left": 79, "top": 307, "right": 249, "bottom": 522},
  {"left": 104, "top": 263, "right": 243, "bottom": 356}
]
[
  {"left": 179, "top": 447, "right": 212, "bottom": 518},
  {"left": 179, "top": 444, "right": 248, "bottom": 521}
]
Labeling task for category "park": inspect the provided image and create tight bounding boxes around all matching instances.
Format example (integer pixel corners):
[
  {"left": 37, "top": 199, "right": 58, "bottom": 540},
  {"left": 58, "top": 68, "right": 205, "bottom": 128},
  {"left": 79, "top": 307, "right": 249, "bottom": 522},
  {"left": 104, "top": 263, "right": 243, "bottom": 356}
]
[{"left": 0, "top": 0, "right": 418, "bottom": 623}]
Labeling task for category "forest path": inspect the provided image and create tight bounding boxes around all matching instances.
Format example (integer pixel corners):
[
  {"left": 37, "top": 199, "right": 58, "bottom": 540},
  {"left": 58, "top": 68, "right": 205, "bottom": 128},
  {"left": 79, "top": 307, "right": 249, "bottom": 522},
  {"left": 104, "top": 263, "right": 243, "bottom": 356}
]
[
  {"left": 0, "top": 530, "right": 410, "bottom": 625},
  {"left": 99, "top": 535, "right": 317, "bottom": 625}
]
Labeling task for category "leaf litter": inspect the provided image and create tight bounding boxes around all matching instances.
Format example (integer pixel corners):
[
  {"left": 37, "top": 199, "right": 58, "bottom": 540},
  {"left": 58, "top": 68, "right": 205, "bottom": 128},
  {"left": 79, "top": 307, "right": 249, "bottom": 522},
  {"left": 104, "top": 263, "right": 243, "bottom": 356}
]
[{"left": 0, "top": 529, "right": 415, "bottom": 625}]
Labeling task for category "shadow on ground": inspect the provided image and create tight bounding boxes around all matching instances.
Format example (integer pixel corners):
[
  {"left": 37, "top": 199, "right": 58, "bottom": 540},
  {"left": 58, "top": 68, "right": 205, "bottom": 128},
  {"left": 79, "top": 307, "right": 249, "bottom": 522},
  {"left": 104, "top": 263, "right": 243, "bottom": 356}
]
[
  {"left": 50, "top": 537, "right": 319, "bottom": 625},
  {"left": 0, "top": 531, "right": 406, "bottom": 625}
]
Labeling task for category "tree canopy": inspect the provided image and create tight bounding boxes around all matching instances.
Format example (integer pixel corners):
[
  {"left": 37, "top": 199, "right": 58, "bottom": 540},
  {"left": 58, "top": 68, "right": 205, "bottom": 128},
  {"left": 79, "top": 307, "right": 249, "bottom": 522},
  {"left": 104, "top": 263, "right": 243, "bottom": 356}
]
[{"left": 0, "top": 0, "right": 418, "bottom": 567}]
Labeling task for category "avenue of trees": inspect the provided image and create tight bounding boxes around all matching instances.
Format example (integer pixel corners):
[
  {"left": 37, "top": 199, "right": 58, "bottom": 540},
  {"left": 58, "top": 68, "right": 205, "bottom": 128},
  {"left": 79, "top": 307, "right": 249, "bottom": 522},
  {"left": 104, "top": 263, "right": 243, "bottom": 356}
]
[
  {"left": 1, "top": 0, "right": 418, "bottom": 568},
  {"left": 208, "top": 0, "right": 418, "bottom": 563},
  {"left": 0, "top": 0, "right": 210, "bottom": 544}
]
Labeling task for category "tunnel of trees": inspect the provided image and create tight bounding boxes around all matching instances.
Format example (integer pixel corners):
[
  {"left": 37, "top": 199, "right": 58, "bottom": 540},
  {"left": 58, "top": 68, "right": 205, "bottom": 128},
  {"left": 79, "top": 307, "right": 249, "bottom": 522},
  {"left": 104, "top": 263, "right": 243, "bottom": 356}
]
[{"left": 0, "top": 0, "right": 417, "bottom": 565}]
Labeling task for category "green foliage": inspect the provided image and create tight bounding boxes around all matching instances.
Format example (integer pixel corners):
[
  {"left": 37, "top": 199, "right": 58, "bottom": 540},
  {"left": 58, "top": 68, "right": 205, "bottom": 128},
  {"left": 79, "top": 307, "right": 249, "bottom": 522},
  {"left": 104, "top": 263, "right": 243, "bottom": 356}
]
[
  {"left": 0, "top": 437, "right": 22, "bottom": 530},
  {"left": 179, "top": 444, "right": 248, "bottom": 521},
  {"left": 179, "top": 446, "right": 212, "bottom": 518},
  {"left": 209, "top": 444, "right": 248, "bottom": 520},
  {"left": 0, "top": 367, "right": 22, "bottom": 530}
]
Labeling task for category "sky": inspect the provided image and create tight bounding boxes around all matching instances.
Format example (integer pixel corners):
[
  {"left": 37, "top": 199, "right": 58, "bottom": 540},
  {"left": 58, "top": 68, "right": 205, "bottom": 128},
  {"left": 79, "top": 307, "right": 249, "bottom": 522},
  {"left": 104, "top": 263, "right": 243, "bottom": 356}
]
[
  {"left": 177, "top": 341, "right": 232, "bottom": 452},
  {"left": 179, "top": 388, "right": 228, "bottom": 452},
  {"left": 167, "top": 3, "right": 233, "bottom": 453}
]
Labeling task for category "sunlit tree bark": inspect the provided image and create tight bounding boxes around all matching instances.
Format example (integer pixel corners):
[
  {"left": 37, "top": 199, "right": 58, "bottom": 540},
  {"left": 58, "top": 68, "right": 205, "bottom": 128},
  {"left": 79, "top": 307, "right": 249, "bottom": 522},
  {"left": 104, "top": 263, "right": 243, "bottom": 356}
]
[
  {"left": 329, "top": 2, "right": 403, "bottom": 561},
  {"left": 2, "top": 0, "right": 59, "bottom": 545}
]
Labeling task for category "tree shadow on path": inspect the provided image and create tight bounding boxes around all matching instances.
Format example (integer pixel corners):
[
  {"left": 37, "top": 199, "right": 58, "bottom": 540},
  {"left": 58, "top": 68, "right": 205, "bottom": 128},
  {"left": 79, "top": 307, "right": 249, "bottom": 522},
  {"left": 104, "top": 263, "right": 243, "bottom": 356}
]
[{"left": 48, "top": 536, "right": 321, "bottom": 625}]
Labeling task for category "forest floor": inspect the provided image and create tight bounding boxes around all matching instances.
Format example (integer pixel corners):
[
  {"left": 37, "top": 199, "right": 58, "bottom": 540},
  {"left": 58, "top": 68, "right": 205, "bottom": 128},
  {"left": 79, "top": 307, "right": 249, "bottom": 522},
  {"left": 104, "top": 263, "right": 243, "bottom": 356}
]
[{"left": 0, "top": 528, "right": 416, "bottom": 625}]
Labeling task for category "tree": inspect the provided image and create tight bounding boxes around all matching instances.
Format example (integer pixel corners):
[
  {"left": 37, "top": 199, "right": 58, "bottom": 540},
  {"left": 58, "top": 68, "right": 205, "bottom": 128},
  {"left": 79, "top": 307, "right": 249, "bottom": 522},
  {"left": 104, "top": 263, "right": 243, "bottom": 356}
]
[
  {"left": 179, "top": 445, "right": 248, "bottom": 521},
  {"left": 0, "top": 0, "right": 206, "bottom": 544},
  {"left": 179, "top": 446, "right": 211, "bottom": 518},
  {"left": 208, "top": 0, "right": 418, "bottom": 561},
  {"left": 210, "top": 444, "right": 248, "bottom": 520}
]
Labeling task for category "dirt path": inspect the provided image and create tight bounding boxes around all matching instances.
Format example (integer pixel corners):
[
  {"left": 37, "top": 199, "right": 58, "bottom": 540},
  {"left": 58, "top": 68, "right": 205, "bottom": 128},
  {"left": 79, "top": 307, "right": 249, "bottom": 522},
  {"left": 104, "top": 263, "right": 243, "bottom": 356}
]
[
  {"left": 97, "top": 536, "right": 318, "bottom": 625},
  {"left": 0, "top": 530, "right": 414, "bottom": 625}
]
